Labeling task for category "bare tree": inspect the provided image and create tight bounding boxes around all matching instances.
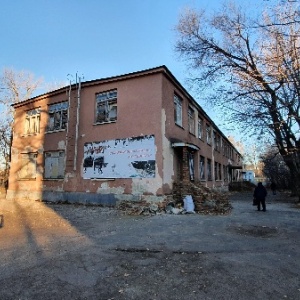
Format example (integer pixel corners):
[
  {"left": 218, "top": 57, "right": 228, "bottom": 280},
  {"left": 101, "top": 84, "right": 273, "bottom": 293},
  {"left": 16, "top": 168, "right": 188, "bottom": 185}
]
[
  {"left": 261, "top": 147, "right": 291, "bottom": 189},
  {"left": 1, "top": 68, "right": 42, "bottom": 103},
  {"left": 0, "top": 68, "right": 43, "bottom": 186},
  {"left": 175, "top": 1, "right": 300, "bottom": 200}
]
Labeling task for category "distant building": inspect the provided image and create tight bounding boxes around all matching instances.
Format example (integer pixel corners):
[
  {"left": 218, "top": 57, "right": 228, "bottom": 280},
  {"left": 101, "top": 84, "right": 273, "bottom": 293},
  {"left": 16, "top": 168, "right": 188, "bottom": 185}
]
[
  {"left": 242, "top": 170, "right": 255, "bottom": 183},
  {"left": 6, "top": 66, "right": 242, "bottom": 204}
]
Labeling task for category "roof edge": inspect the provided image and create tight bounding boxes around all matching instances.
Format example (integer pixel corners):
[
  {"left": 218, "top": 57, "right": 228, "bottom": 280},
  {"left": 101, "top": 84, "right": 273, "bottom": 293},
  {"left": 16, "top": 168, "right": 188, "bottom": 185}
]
[{"left": 12, "top": 65, "right": 169, "bottom": 108}]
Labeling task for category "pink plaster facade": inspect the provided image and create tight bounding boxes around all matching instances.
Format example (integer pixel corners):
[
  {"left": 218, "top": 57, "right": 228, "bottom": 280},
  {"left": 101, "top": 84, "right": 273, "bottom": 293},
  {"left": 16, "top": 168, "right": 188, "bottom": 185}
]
[{"left": 7, "top": 66, "right": 242, "bottom": 204}]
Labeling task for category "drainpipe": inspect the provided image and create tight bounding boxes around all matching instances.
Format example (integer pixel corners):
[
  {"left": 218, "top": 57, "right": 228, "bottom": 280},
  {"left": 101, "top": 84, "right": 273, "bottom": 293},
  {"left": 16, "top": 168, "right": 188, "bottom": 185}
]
[
  {"left": 74, "top": 76, "right": 81, "bottom": 171},
  {"left": 62, "top": 81, "right": 72, "bottom": 191}
]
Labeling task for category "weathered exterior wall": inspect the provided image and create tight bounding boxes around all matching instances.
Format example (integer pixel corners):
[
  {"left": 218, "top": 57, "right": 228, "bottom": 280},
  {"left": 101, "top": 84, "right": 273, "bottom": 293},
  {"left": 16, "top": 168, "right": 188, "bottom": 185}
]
[
  {"left": 161, "top": 72, "right": 241, "bottom": 189},
  {"left": 7, "top": 71, "right": 168, "bottom": 203},
  {"left": 63, "top": 73, "right": 165, "bottom": 199},
  {"left": 6, "top": 66, "right": 242, "bottom": 204}
]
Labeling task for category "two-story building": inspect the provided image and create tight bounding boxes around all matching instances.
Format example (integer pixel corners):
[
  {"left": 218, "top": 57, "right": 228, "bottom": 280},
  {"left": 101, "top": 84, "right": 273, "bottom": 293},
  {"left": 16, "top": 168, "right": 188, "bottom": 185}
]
[{"left": 6, "top": 66, "right": 242, "bottom": 205}]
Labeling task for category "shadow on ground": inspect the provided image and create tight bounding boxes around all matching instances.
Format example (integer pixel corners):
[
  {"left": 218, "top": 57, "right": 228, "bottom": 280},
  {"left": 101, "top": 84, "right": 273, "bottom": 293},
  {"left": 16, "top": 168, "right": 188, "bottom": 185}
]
[{"left": 0, "top": 191, "right": 299, "bottom": 300}]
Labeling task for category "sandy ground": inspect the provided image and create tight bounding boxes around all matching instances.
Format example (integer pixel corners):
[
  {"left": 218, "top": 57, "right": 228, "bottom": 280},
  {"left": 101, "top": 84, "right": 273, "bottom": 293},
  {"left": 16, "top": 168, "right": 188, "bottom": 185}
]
[{"left": 0, "top": 191, "right": 299, "bottom": 300}]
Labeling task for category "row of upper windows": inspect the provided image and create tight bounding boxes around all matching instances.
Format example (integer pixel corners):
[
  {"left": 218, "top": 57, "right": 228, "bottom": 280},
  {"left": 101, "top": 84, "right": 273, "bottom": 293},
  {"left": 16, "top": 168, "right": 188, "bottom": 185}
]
[
  {"left": 174, "top": 94, "right": 238, "bottom": 160},
  {"left": 22, "top": 90, "right": 239, "bottom": 161},
  {"left": 24, "top": 89, "right": 118, "bottom": 135}
]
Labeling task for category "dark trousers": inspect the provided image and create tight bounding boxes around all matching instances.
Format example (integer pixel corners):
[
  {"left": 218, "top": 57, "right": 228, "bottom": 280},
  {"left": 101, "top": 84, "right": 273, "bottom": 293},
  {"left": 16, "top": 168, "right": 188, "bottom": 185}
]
[{"left": 257, "top": 199, "right": 266, "bottom": 211}]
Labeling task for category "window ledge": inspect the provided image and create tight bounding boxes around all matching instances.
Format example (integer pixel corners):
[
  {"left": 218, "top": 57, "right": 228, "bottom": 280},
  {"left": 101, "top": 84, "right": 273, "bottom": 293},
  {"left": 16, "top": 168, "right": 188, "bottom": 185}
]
[
  {"left": 89, "top": 178, "right": 115, "bottom": 181},
  {"left": 93, "top": 120, "right": 117, "bottom": 126},
  {"left": 46, "top": 129, "right": 66, "bottom": 134},
  {"left": 21, "top": 133, "right": 40, "bottom": 137},
  {"left": 175, "top": 123, "right": 184, "bottom": 130},
  {"left": 82, "top": 177, "right": 115, "bottom": 181}
]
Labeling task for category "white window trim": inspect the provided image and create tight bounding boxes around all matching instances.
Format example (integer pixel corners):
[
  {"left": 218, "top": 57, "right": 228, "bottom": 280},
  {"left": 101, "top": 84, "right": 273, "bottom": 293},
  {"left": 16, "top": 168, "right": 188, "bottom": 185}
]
[{"left": 24, "top": 108, "right": 41, "bottom": 135}]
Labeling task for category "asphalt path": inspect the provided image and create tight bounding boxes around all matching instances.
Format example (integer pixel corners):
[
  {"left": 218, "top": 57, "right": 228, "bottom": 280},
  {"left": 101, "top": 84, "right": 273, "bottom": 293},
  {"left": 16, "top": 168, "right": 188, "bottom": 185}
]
[{"left": 0, "top": 191, "right": 299, "bottom": 300}]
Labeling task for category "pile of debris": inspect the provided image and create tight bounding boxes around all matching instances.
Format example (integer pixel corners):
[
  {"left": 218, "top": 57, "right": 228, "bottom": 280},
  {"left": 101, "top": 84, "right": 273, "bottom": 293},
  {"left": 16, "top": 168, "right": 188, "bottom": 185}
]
[
  {"left": 172, "top": 181, "right": 232, "bottom": 215},
  {"left": 116, "top": 199, "right": 168, "bottom": 216},
  {"left": 117, "top": 181, "right": 231, "bottom": 216}
]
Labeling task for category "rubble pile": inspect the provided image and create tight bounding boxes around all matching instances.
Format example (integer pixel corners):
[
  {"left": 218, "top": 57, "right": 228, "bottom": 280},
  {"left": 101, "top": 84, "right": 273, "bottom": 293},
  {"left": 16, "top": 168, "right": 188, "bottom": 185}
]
[
  {"left": 116, "top": 199, "right": 169, "bottom": 216},
  {"left": 117, "top": 181, "right": 231, "bottom": 216},
  {"left": 172, "top": 181, "right": 232, "bottom": 215}
]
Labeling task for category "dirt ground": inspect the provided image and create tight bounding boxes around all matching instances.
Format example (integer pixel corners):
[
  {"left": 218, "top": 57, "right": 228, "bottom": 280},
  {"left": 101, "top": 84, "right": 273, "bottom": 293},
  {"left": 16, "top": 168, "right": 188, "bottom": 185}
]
[{"left": 0, "top": 191, "right": 300, "bottom": 300}]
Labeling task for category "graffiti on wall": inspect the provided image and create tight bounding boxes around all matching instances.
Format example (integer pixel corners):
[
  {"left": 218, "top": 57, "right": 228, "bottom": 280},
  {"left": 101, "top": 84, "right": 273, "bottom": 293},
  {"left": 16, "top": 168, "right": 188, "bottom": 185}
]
[{"left": 83, "top": 135, "right": 155, "bottom": 179}]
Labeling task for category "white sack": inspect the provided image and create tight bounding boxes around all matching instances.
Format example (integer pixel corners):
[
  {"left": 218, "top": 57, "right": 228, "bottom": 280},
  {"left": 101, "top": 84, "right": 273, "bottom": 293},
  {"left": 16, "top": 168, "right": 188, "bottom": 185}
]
[{"left": 183, "top": 195, "right": 195, "bottom": 213}]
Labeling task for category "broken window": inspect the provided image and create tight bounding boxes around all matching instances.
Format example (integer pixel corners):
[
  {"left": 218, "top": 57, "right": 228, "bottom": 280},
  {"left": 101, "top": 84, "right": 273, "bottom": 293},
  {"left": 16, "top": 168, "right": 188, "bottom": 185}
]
[
  {"left": 188, "top": 106, "right": 195, "bottom": 134},
  {"left": 44, "top": 151, "right": 65, "bottom": 179},
  {"left": 95, "top": 89, "right": 117, "bottom": 123},
  {"left": 207, "top": 158, "right": 212, "bottom": 180},
  {"left": 174, "top": 94, "right": 182, "bottom": 126},
  {"left": 25, "top": 108, "right": 40, "bottom": 135},
  {"left": 47, "top": 102, "right": 68, "bottom": 132},
  {"left": 199, "top": 155, "right": 205, "bottom": 180},
  {"left": 18, "top": 153, "right": 37, "bottom": 179}
]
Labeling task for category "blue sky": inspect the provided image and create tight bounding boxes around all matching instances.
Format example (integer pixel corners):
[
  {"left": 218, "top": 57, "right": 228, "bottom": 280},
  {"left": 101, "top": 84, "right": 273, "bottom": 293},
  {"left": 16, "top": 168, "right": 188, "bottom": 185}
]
[
  {"left": 1, "top": 0, "right": 207, "bottom": 85},
  {"left": 0, "top": 0, "right": 263, "bottom": 138}
]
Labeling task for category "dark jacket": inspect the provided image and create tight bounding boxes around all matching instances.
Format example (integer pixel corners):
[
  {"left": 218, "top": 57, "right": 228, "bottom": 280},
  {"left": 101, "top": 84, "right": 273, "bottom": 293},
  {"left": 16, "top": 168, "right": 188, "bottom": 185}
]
[{"left": 254, "top": 183, "right": 267, "bottom": 200}]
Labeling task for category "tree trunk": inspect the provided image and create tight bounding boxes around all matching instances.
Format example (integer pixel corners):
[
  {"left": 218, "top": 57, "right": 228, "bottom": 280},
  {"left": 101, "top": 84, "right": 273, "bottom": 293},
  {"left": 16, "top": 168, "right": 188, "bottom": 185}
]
[{"left": 283, "top": 151, "right": 300, "bottom": 202}]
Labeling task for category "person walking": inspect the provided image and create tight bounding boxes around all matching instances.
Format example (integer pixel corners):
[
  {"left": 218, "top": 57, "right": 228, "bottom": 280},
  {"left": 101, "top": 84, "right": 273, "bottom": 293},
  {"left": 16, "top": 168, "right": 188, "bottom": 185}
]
[{"left": 253, "top": 182, "right": 268, "bottom": 212}]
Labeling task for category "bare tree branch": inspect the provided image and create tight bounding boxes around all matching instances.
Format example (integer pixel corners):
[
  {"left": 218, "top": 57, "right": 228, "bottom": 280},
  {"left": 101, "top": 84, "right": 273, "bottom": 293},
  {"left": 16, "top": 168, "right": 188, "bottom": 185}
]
[{"left": 175, "top": 1, "right": 300, "bottom": 199}]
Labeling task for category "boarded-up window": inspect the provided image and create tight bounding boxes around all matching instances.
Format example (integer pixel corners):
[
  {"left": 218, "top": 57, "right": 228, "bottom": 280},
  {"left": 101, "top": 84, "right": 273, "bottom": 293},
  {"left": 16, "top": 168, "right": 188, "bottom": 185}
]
[
  {"left": 44, "top": 151, "right": 65, "bottom": 179},
  {"left": 19, "top": 153, "right": 37, "bottom": 179}
]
